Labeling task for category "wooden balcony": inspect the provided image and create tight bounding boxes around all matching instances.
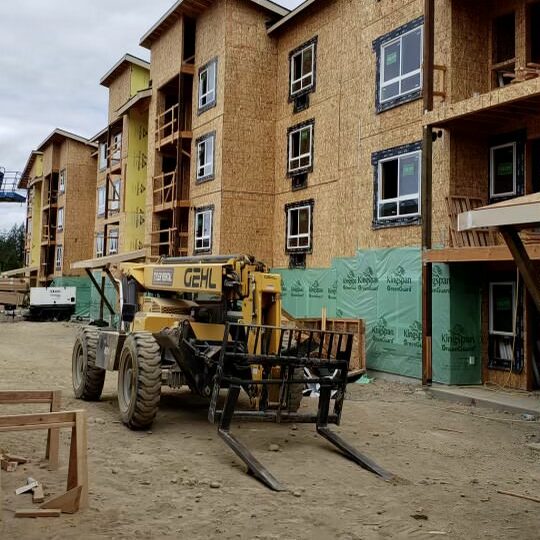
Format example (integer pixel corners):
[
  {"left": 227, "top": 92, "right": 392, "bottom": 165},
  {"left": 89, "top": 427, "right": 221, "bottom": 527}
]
[
  {"left": 152, "top": 171, "right": 189, "bottom": 213},
  {"left": 150, "top": 227, "right": 188, "bottom": 257},
  {"left": 155, "top": 104, "right": 192, "bottom": 149},
  {"left": 41, "top": 224, "right": 55, "bottom": 245},
  {"left": 425, "top": 195, "right": 540, "bottom": 262}
]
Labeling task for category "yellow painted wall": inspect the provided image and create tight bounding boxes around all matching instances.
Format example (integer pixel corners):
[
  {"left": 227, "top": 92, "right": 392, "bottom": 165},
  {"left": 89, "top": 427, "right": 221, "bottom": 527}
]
[
  {"left": 30, "top": 183, "right": 42, "bottom": 266},
  {"left": 130, "top": 65, "right": 150, "bottom": 97},
  {"left": 124, "top": 108, "right": 149, "bottom": 251}
]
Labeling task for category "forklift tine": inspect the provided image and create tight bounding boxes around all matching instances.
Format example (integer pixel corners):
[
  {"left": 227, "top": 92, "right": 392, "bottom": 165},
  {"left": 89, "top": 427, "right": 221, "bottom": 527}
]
[
  {"left": 316, "top": 426, "right": 394, "bottom": 482},
  {"left": 218, "top": 429, "right": 286, "bottom": 492},
  {"left": 218, "top": 384, "right": 286, "bottom": 491}
]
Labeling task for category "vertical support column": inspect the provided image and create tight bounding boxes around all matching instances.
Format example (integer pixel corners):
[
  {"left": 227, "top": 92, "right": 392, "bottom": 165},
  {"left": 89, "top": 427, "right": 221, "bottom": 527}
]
[
  {"left": 421, "top": 0, "right": 435, "bottom": 386},
  {"left": 67, "top": 411, "right": 88, "bottom": 510},
  {"left": 422, "top": 126, "right": 433, "bottom": 386},
  {"left": 46, "top": 390, "right": 61, "bottom": 470},
  {"left": 423, "top": 0, "right": 435, "bottom": 113}
]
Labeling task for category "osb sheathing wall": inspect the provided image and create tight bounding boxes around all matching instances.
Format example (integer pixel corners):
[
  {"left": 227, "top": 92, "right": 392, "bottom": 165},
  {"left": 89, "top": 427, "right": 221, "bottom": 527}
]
[
  {"left": 272, "top": 0, "right": 427, "bottom": 268},
  {"left": 59, "top": 140, "right": 97, "bottom": 277},
  {"left": 188, "top": 1, "right": 227, "bottom": 255},
  {"left": 219, "top": 0, "right": 277, "bottom": 262},
  {"left": 108, "top": 67, "right": 132, "bottom": 124}
]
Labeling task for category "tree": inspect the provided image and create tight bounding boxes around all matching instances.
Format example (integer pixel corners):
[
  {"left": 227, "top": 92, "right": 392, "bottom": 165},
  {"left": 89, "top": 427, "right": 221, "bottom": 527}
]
[{"left": 0, "top": 223, "right": 25, "bottom": 272}]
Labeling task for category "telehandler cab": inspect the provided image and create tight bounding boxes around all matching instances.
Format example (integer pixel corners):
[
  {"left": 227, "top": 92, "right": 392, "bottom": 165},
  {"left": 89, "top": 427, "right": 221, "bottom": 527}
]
[{"left": 72, "top": 254, "right": 391, "bottom": 489}]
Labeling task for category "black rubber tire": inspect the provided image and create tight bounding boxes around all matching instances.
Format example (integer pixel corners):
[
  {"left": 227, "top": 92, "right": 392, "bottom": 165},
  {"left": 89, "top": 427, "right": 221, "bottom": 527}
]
[
  {"left": 117, "top": 333, "right": 161, "bottom": 430},
  {"left": 72, "top": 326, "right": 106, "bottom": 400},
  {"left": 287, "top": 367, "right": 305, "bottom": 412}
]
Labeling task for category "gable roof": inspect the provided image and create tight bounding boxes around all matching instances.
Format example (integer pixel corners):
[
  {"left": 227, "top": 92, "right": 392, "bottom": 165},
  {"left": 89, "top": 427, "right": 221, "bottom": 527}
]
[
  {"left": 35, "top": 129, "right": 97, "bottom": 152},
  {"left": 100, "top": 53, "right": 150, "bottom": 87},
  {"left": 267, "top": 0, "right": 315, "bottom": 34},
  {"left": 20, "top": 151, "right": 44, "bottom": 188},
  {"left": 140, "top": 0, "right": 289, "bottom": 49}
]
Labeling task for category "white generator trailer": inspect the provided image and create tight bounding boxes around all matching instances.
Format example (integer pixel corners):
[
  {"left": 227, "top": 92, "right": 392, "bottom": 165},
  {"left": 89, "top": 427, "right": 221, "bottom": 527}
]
[{"left": 27, "top": 287, "right": 76, "bottom": 321}]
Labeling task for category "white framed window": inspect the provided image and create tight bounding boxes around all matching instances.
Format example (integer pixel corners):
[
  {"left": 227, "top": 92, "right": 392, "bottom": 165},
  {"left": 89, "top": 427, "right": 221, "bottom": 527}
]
[
  {"left": 97, "top": 186, "right": 106, "bottom": 216},
  {"left": 489, "top": 282, "right": 516, "bottom": 336},
  {"left": 57, "top": 207, "right": 64, "bottom": 231},
  {"left": 59, "top": 169, "right": 66, "bottom": 193},
  {"left": 490, "top": 142, "right": 517, "bottom": 198},
  {"left": 111, "top": 133, "right": 122, "bottom": 165},
  {"left": 379, "top": 25, "right": 423, "bottom": 104},
  {"left": 197, "top": 134, "right": 215, "bottom": 180},
  {"left": 287, "top": 204, "right": 312, "bottom": 251},
  {"left": 377, "top": 150, "right": 421, "bottom": 220},
  {"left": 108, "top": 229, "right": 119, "bottom": 255},
  {"left": 25, "top": 251, "right": 30, "bottom": 266},
  {"left": 55, "top": 245, "right": 63, "bottom": 270},
  {"left": 98, "top": 143, "right": 107, "bottom": 171},
  {"left": 195, "top": 208, "right": 213, "bottom": 252},
  {"left": 96, "top": 232, "right": 104, "bottom": 258},
  {"left": 198, "top": 59, "right": 217, "bottom": 110},
  {"left": 290, "top": 41, "right": 316, "bottom": 96},
  {"left": 288, "top": 123, "right": 313, "bottom": 173},
  {"left": 110, "top": 179, "right": 121, "bottom": 212}
]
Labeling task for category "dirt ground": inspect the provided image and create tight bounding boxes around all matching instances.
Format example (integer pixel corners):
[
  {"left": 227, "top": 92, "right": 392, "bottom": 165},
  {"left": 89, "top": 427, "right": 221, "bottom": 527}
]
[{"left": 0, "top": 321, "right": 539, "bottom": 539}]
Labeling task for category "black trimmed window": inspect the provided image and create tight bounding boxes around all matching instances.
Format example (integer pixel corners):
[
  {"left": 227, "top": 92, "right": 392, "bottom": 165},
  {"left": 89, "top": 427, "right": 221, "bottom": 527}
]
[
  {"left": 55, "top": 245, "right": 63, "bottom": 271},
  {"left": 488, "top": 131, "right": 525, "bottom": 203},
  {"left": 372, "top": 142, "right": 422, "bottom": 229},
  {"left": 198, "top": 58, "right": 217, "bottom": 113},
  {"left": 373, "top": 17, "right": 424, "bottom": 113},
  {"left": 59, "top": 169, "right": 66, "bottom": 194},
  {"left": 488, "top": 279, "right": 524, "bottom": 372},
  {"left": 57, "top": 207, "right": 64, "bottom": 232},
  {"left": 288, "top": 120, "right": 314, "bottom": 176},
  {"left": 285, "top": 200, "right": 313, "bottom": 253},
  {"left": 194, "top": 206, "right": 213, "bottom": 253},
  {"left": 289, "top": 37, "right": 317, "bottom": 100},
  {"left": 196, "top": 132, "right": 215, "bottom": 182}
]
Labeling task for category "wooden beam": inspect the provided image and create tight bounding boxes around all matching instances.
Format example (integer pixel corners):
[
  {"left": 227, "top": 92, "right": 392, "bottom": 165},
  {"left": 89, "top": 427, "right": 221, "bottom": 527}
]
[
  {"left": 85, "top": 268, "right": 115, "bottom": 316},
  {"left": 0, "top": 411, "right": 76, "bottom": 430},
  {"left": 423, "top": 0, "right": 435, "bottom": 112},
  {"left": 423, "top": 245, "right": 540, "bottom": 263},
  {"left": 499, "top": 227, "right": 540, "bottom": 311},
  {"left": 0, "top": 391, "right": 54, "bottom": 404},
  {"left": 15, "top": 509, "right": 61, "bottom": 518}
]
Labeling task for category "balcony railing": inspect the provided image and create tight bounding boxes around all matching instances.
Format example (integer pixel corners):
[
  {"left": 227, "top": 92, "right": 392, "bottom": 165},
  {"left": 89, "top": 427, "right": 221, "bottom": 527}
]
[
  {"left": 446, "top": 195, "right": 500, "bottom": 248},
  {"left": 153, "top": 171, "right": 176, "bottom": 210},
  {"left": 150, "top": 226, "right": 188, "bottom": 257},
  {"left": 156, "top": 104, "right": 179, "bottom": 147},
  {"left": 108, "top": 142, "right": 122, "bottom": 169}
]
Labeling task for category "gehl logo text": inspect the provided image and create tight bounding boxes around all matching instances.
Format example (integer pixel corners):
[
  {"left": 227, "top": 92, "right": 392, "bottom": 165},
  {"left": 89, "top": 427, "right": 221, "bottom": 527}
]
[{"left": 184, "top": 267, "right": 217, "bottom": 289}]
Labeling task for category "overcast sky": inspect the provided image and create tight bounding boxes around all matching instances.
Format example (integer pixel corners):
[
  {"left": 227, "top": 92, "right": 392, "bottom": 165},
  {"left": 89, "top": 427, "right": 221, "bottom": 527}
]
[{"left": 0, "top": 0, "right": 303, "bottom": 231}]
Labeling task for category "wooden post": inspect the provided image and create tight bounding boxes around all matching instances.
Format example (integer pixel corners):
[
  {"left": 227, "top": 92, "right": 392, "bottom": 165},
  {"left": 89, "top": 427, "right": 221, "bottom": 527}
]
[
  {"left": 67, "top": 411, "right": 88, "bottom": 510},
  {"left": 422, "top": 125, "right": 434, "bottom": 386},
  {"left": 46, "top": 390, "right": 61, "bottom": 470},
  {"left": 499, "top": 226, "right": 540, "bottom": 311},
  {"left": 423, "top": 0, "right": 435, "bottom": 113}
]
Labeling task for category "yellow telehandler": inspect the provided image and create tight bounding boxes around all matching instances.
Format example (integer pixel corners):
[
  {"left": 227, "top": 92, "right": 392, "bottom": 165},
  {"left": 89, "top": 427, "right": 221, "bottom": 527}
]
[{"left": 72, "top": 254, "right": 391, "bottom": 489}]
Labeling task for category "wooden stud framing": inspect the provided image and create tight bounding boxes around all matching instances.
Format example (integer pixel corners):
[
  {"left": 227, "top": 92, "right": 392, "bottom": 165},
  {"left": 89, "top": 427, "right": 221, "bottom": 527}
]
[
  {"left": 0, "top": 390, "right": 61, "bottom": 470},
  {"left": 0, "top": 409, "right": 88, "bottom": 511}
]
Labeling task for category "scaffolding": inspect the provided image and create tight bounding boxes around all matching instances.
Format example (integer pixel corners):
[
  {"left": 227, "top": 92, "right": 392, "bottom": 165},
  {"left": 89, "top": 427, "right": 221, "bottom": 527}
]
[{"left": 0, "top": 167, "right": 25, "bottom": 203}]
